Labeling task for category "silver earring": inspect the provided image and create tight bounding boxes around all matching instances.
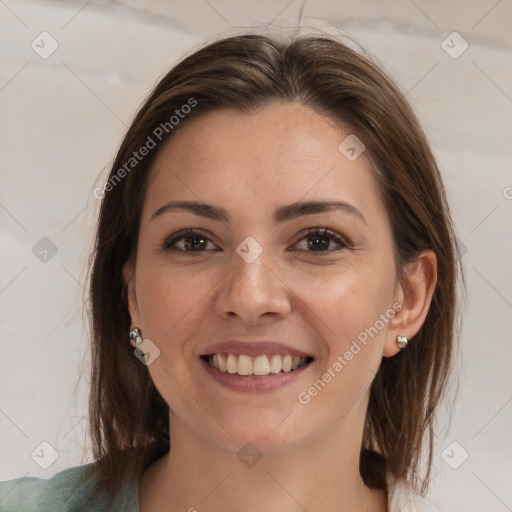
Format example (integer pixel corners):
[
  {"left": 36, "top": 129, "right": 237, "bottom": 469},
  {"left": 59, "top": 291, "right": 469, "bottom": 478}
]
[
  {"left": 129, "top": 328, "right": 143, "bottom": 347},
  {"left": 396, "top": 335, "right": 408, "bottom": 349}
]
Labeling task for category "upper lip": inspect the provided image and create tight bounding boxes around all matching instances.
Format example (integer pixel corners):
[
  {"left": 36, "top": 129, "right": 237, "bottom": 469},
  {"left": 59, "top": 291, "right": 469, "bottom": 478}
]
[{"left": 199, "top": 340, "right": 314, "bottom": 358}]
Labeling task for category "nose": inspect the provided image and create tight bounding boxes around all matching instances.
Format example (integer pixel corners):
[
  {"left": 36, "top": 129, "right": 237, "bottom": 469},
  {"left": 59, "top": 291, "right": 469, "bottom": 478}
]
[{"left": 214, "top": 248, "right": 292, "bottom": 325}]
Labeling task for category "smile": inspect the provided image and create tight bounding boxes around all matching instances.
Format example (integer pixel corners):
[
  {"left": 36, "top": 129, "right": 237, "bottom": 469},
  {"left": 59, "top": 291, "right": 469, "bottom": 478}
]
[{"left": 202, "top": 353, "right": 314, "bottom": 376}]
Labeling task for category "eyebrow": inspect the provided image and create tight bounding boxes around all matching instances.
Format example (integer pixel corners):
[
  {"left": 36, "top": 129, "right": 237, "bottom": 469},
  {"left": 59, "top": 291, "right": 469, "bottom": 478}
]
[{"left": 150, "top": 200, "right": 367, "bottom": 225}]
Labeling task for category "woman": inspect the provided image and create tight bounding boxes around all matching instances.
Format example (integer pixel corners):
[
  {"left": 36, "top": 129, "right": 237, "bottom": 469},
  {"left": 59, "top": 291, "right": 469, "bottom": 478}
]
[{"left": 0, "top": 31, "right": 462, "bottom": 511}]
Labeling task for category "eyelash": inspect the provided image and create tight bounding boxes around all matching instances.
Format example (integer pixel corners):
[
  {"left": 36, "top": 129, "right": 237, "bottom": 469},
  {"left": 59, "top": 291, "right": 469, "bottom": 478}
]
[{"left": 161, "top": 227, "right": 350, "bottom": 256}]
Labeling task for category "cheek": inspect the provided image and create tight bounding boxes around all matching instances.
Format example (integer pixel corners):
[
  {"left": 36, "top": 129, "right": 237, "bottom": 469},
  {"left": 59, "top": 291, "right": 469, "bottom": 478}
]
[
  {"left": 136, "top": 262, "right": 214, "bottom": 339},
  {"left": 294, "top": 264, "right": 396, "bottom": 423},
  {"left": 299, "top": 260, "right": 396, "bottom": 351}
]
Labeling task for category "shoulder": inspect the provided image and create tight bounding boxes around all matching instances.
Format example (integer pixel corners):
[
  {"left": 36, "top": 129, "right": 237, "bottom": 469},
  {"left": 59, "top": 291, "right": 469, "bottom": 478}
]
[
  {"left": 387, "top": 474, "right": 437, "bottom": 512},
  {"left": 0, "top": 463, "right": 138, "bottom": 512}
]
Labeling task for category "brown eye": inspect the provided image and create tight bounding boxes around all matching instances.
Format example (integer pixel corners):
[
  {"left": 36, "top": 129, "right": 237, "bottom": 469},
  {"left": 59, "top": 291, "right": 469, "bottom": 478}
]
[
  {"left": 162, "top": 227, "right": 349, "bottom": 256},
  {"left": 294, "top": 228, "right": 348, "bottom": 254},
  {"left": 162, "top": 229, "right": 217, "bottom": 254}
]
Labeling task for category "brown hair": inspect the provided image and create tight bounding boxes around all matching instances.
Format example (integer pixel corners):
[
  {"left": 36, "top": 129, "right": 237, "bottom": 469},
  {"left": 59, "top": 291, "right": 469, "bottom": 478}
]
[{"left": 88, "top": 31, "right": 463, "bottom": 501}]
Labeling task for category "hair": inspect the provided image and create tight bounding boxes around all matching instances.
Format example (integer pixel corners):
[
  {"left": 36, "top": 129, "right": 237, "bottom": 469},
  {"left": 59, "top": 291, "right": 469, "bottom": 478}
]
[{"left": 87, "top": 30, "right": 463, "bottom": 502}]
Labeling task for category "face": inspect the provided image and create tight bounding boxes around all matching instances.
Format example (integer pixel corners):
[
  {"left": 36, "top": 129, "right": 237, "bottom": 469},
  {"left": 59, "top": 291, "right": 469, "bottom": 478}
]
[{"left": 125, "top": 102, "right": 404, "bottom": 455}]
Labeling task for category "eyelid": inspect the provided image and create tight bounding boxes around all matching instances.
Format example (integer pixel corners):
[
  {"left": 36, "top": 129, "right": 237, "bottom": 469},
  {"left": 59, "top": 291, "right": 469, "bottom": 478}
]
[
  {"left": 162, "top": 228, "right": 218, "bottom": 254},
  {"left": 290, "top": 227, "right": 351, "bottom": 254},
  {"left": 161, "top": 227, "right": 351, "bottom": 254}
]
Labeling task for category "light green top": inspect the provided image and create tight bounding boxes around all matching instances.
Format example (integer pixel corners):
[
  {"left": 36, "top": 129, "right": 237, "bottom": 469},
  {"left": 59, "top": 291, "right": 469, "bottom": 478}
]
[
  {"left": 0, "top": 463, "right": 436, "bottom": 511},
  {"left": 0, "top": 463, "right": 137, "bottom": 512}
]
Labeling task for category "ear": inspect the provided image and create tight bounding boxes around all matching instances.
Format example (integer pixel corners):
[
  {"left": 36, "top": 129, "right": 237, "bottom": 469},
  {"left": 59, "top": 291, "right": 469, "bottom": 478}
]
[
  {"left": 123, "top": 259, "right": 142, "bottom": 328},
  {"left": 383, "top": 249, "right": 437, "bottom": 357}
]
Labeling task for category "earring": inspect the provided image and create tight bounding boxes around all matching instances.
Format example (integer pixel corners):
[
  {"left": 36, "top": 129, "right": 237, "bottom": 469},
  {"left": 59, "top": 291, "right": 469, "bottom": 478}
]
[
  {"left": 396, "top": 335, "right": 408, "bottom": 349},
  {"left": 129, "top": 327, "right": 143, "bottom": 348}
]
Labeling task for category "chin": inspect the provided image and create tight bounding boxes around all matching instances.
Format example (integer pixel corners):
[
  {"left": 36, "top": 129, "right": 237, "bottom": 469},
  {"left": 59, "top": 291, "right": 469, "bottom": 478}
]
[{"left": 202, "top": 414, "right": 309, "bottom": 457}]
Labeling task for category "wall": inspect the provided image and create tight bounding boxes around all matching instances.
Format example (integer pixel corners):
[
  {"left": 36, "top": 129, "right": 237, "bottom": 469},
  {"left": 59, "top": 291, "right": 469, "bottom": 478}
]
[{"left": 1, "top": 1, "right": 511, "bottom": 510}]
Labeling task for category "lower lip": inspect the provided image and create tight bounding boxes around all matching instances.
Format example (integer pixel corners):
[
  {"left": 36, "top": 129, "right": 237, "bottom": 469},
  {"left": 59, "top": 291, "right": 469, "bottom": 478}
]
[{"left": 199, "top": 357, "right": 312, "bottom": 393}]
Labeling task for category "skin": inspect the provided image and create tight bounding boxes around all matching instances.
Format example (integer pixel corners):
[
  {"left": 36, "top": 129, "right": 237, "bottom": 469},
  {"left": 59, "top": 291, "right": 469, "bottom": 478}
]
[{"left": 124, "top": 102, "right": 437, "bottom": 512}]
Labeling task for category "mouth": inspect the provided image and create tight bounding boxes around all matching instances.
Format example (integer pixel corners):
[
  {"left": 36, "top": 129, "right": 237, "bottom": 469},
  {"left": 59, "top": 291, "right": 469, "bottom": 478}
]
[{"left": 200, "top": 353, "right": 315, "bottom": 377}]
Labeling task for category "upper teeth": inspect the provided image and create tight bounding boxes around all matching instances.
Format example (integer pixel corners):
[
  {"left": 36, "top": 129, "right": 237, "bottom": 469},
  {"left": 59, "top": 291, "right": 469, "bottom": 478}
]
[{"left": 207, "top": 353, "right": 309, "bottom": 376}]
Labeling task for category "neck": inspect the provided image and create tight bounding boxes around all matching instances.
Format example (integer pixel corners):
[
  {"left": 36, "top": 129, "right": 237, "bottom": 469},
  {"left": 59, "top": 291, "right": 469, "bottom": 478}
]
[{"left": 139, "top": 406, "right": 387, "bottom": 512}]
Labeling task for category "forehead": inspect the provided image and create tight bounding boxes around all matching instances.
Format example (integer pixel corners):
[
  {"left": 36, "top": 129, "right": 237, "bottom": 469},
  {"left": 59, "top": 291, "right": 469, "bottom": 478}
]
[{"left": 143, "top": 102, "right": 385, "bottom": 224}]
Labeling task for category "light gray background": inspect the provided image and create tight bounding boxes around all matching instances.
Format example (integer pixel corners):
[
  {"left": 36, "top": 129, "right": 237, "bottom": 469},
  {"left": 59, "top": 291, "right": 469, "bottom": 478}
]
[{"left": 1, "top": 1, "right": 511, "bottom": 510}]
